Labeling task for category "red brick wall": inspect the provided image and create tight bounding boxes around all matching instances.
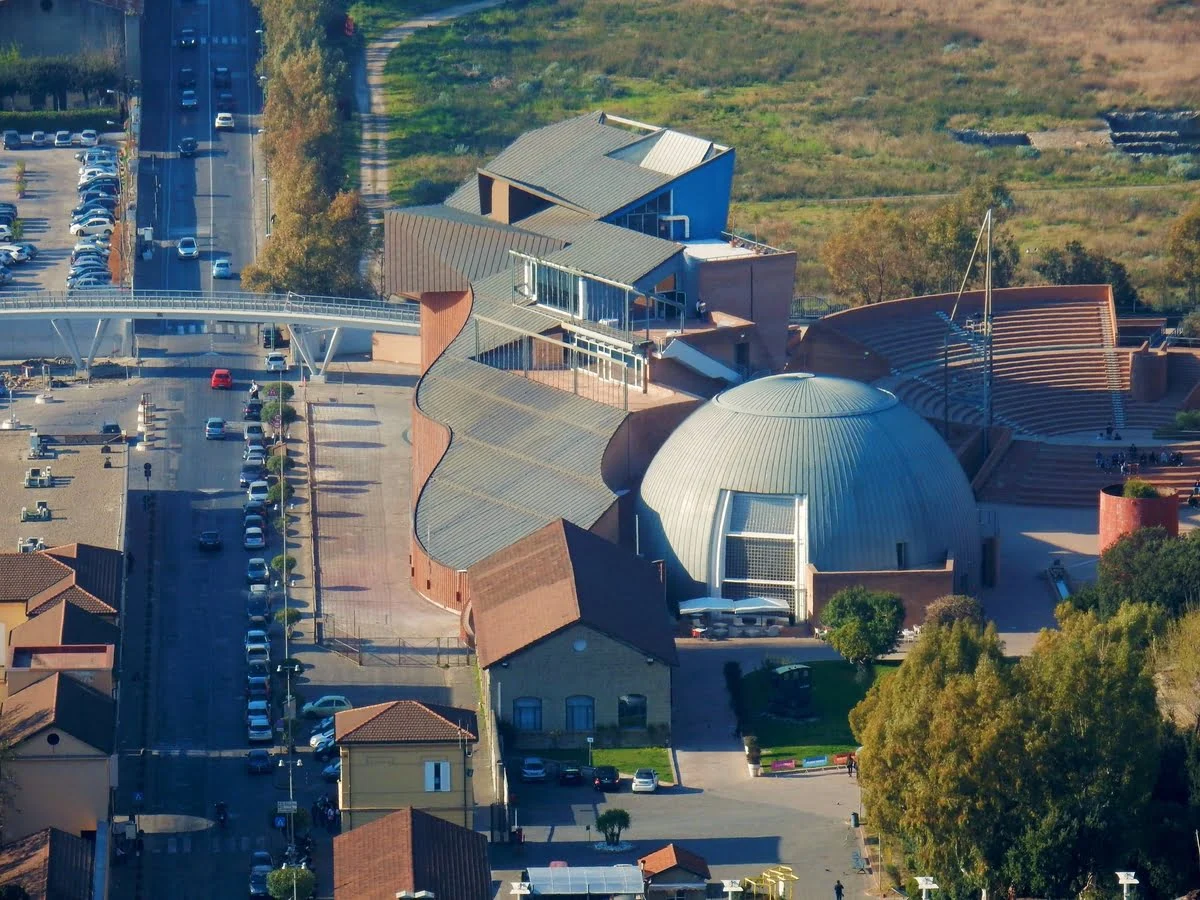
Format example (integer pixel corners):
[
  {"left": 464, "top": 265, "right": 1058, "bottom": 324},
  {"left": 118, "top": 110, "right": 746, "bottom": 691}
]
[
  {"left": 1098, "top": 486, "right": 1179, "bottom": 553},
  {"left": 1129, "top": 349, "right": 1167, "bottom": 402},
  {"left": 647, "top": 356, "right": 723, "bottom": 397},
  {"left": 419, "top": 290, "right": 472, "bottom": 374},
  {"left": 808, "top": 563, "right": 956, "bottom": 628},
  {"left": 696, "top": 253, "right": 795, "bottom": 371},
  {"left": 600, "top": 397, "right": 703, "bottom": 491},
  {"left": 787, "top": 324, "right": 891, "bottom": 380}
]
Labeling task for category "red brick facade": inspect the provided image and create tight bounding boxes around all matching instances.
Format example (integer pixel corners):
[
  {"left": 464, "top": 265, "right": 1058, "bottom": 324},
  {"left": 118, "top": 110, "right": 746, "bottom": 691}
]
[{"left": 1097, "top": 484, "right": 1179, "bottom": 553}]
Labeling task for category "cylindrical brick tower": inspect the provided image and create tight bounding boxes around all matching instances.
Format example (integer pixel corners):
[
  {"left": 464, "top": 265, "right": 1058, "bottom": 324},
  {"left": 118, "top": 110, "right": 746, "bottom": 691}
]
[{"left": 1098, "top": 483, "right": 1179, "bottom": 553}]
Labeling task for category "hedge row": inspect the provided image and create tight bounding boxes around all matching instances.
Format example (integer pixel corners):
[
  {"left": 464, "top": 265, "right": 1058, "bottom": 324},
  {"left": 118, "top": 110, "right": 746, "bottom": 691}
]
[{"left": 0, "top": 108, "right": 119, "bottom": 132}]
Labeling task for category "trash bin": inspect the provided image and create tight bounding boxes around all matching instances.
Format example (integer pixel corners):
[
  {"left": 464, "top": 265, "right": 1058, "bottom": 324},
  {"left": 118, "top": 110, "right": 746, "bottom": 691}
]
[{"left": 850, "top": 811, "right": 860, "bottom": 828}]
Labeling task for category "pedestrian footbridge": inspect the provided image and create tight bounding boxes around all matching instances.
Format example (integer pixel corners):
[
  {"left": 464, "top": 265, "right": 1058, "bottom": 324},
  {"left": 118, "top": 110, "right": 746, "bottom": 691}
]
[{"left": 0, "top": 289, "right": 420, "bottom": 379}]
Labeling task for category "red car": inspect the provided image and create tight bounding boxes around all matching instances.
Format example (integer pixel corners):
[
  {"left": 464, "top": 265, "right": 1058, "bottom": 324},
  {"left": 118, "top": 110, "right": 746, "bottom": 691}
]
[{"left": 210, "top": 368, "right": 233, "bottom": 389}]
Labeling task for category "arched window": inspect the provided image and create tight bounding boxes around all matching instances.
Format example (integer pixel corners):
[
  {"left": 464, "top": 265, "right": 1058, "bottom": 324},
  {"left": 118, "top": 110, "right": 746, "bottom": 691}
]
[
  {"left": 564, "top": 695, "right": 595, "bottom": 733},
  {"left": 513, "top": 697, "right": 542, "bottom": 732},
  {"left": 618, "top": 694, "right": 647, "bottom": 730}
]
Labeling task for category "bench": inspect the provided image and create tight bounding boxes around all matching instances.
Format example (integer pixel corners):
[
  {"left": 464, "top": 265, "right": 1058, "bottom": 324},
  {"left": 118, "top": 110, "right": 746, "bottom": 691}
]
[{"left": 851, "top": 850, "right": 869, "bottom": 874}]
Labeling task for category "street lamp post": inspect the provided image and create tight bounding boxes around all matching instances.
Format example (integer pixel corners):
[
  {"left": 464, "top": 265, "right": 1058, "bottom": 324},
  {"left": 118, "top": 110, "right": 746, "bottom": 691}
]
[
  {"left": 915, "top": 876, "right": 940, "bottom": 900},
  {"left": 1117, "top": 872, "right": 1139, "bottom": 900},
  {"left": 262, "top": 176, "right": 272, "bottom": 237}
]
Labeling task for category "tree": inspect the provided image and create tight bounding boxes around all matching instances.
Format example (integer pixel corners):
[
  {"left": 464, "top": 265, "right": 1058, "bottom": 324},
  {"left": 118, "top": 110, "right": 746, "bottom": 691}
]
[
  {"left": 1033, "top": 240, "right": 1139, "bottom": 311},
  {"left": 1167, "top": 200, "right": 1200, "bottom": 304},
  {"left": 259, "top": 400, "right": 299, "bottom": 429},
  {"left": 267, "top": 866, "right": 315, "bottom": 900},
  {"left": 267, "top": 482, "right": 294, "bottom": 505},
  {"left": 821, "top": 203, "right": 923, "bottom": 306},
  {"left": 1153, "top": 608, "right": 1200, "bottom": 733},
  {"left": 924, "top": 594, "right": 984, "bottom": 627},
  {"left": 820, "top": 586, "right": 904, "bottom": 664},
  {"left": 917, "top": 179, "right": 1019, "bottom": 295},
  {"left": 1088, "top": 526, "right": 1200, "bottom": 619},
  {"left": 595, "top": 808, "right": 631, "bottom": 846}
]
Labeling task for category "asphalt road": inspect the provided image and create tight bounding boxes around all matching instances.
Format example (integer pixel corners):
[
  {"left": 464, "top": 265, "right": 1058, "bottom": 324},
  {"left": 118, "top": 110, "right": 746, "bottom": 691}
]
[
  {"left": 113, "top": 338, "right": 331, "bottom": 899},
  {"left": 136, "top": 0, "right": 262, "bottom": 293}
]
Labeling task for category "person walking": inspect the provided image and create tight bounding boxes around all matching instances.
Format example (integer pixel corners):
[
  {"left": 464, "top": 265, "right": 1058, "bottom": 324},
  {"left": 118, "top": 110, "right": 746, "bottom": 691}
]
[{"left": 835, "top": 880, "right": 845, "bottom": 900}]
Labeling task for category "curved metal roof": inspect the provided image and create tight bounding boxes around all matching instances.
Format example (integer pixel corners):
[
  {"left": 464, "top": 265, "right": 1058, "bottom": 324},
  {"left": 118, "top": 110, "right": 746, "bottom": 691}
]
[{"left": 637, "top": 373, "right": 979, "bottom": 593}]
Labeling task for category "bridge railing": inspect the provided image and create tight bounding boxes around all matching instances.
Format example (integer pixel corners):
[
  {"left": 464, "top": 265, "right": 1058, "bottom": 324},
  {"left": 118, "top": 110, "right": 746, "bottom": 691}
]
[{"left": 0, "top": 289, "right": 421, "bottom": 325}]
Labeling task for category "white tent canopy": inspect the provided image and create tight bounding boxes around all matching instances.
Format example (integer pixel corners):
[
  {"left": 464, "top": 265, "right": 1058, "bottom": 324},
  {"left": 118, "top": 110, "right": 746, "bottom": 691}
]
[{"left": 679, "top": 596, "right": 791, "bottom": 615}]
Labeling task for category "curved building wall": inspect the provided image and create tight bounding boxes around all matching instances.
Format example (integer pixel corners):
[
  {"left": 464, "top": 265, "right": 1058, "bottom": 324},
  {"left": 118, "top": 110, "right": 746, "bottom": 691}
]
[{"left": 637, "top": 374, "right": 980, "bottom": 606}]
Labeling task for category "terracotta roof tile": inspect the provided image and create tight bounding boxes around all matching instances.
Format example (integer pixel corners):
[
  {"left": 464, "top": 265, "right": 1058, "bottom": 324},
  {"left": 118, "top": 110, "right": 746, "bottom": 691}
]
[
  {"left": 335, "top": 700, "right": 477, "bottom": 744},
  {"left": 468, "top": 519, "right": 679, "bottom": 668},
  {"left": 0, "top": 672, "right": 116, "bottom": 754},
  {"left": 333, "top": 807, "right": 490, "bottom": 900},
  {"left": 0, "top": 553, "right": 71, "bottom": 603},
  {"left": 9, "top": 601, "right": 119, "bottom": 648},
  {"left": 0, "top": 827, "right": 94, "bottom": 900},
  {"left": 638, "top": 843, "right": 711, "bottom": 879}
]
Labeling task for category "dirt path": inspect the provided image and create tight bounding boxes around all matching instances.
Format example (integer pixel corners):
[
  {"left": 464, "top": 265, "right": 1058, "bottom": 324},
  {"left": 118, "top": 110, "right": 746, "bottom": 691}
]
[{"left": 356, "top": 0, "right": 507, "bottom": 215}]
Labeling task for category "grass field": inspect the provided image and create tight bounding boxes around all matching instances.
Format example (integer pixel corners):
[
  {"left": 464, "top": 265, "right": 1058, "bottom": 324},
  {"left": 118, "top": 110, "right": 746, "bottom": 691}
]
[
  {"left": 741, "top": 660, "right": 897, "bottom": 762},
  {"left": 525, "top": 747, "right": 674, "bottom": 782},
  {"left": 371, "top": 0, "right": 1200, "bottom": 302}
]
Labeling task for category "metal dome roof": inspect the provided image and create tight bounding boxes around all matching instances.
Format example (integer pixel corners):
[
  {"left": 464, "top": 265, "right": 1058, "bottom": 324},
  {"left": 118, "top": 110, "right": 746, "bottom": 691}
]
[{"left": 636, "top": 373, "right": 979, "bottom": 595}]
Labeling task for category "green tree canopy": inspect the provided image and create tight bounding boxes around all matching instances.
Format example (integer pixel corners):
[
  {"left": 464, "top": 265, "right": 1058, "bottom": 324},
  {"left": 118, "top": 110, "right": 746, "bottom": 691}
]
[
  {"left": 1033, "top": 240, "right": 1139, "bottom": 311},
  {"left": 820, "top": 586, "right": 904, "bottom": 663},
  {"left": 267, "top": 867, "right": 315, "bottom": 900},
  {"left": 820, "top": 202, "right": 922, "bottom": 306},
  {"left": 851, "top": 606, "right": 1167, "bottom": 899},
  {"left": 1071, "top": 526, "right": 1200, "bottom": 619},
  {"left": 1167, "top": 200, "right": 1200, "bottom": 304},
  {"left": 923, "top": 594, "right": 984, "bottom": 627}
]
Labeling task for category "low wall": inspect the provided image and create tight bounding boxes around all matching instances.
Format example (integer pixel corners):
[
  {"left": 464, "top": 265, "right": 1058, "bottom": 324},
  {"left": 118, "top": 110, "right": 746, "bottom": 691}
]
[
  {"left": 1129, "top": 349, "right": 1167, "bottom": 402},
  {"left": 807, "top": 560, "right": 956, "bottom": 628},
  {"left": 1098, "top": 484, "right": 1179, "bottom": 553},
  {"left": 970, "top": 427, "right": 1014, "bottom": 495}
]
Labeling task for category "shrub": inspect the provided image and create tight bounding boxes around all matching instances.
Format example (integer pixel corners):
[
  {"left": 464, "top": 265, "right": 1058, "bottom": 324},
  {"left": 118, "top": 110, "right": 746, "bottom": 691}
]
[
  {"left": 267, "top": 865, "right": 315, "bottom": 900},
  {"left": 0, "top": 108, "right": 118, "bottom": 132},
  {"left": 275, "top": 607, "right": 301, "bottom": 626},
  {"left": 271, "top": 553, "right": 297, "bottom": 573},
  {"left": 1123, "top": 479, "right": 1161, "bottom": 499},
  {"left": 1175, "top": 409, "right": 1200, "bottom": 430},
  {"left": 266, "top": 453, "right": 294, "bottom": 474},
  {"left": 265, "top": 381, "right": 294, "bottom": 401},
  {"left": 925, "top": 594, "right": 984, "bottom": 627},
  {"left": 260, "top": 400, "right": 299, "bottom": 429},
  {"left": 266, "top": 481, "right": 294, "bottom": 505},
  {"left": 821, "top": 585, "right": 905, "bottom": 664}
]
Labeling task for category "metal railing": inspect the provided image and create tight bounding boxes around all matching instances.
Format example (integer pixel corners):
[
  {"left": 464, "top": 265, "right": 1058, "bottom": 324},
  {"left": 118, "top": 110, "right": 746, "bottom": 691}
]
[{"left": 0, "top": 289, "right": 421, "bottom": 331}]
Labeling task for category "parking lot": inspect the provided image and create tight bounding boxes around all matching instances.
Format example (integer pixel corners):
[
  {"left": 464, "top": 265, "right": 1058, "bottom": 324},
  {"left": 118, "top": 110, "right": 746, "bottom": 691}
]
[{"left": 0, "top": 129, "right": 125, "bottom": 294}]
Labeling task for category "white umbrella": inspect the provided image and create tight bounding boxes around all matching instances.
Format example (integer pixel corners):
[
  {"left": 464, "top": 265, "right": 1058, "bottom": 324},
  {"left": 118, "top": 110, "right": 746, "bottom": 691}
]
[{"left": 678, "top": 597, "right": 736, "bottom": 614}]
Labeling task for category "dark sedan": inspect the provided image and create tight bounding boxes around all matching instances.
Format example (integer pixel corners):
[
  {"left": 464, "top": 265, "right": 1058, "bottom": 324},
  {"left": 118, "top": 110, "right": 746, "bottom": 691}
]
[
  {"left": 178, "top": 137, "right": 198, "bottom": 157},
  {"left": 239, "top": 464, "right": 268, "bottom": 488},
  {"left": 178, "top": 28, "right": 198, "bottom": 48},
  {"left": 593, "top": 765, "right": 621, "bottom": 791},
  {"left": 245, "top": 749, "right": 273, "bottom": 774},
  {"left": 197, "top": 531, "right": 222, "bottom": 551},
  {"left": 558, "top": 765, "right": 584, "bottom": 786},
  {"left": 243, "top": 399, "right": 263, "bottom": 420}
]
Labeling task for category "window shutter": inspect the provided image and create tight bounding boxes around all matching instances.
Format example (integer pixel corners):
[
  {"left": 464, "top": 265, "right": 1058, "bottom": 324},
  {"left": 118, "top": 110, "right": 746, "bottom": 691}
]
[
  {"left": 424, "top": 761, "right": 435, "bottom": 792},
  {"left": 439, "top": 761, "right": 451, "bottom": 792}
]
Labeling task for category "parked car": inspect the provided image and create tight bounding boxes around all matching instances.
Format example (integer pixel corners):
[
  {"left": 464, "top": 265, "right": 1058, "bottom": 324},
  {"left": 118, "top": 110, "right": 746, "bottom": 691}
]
[
  {"left": 30, "top": 130, "right": 48, "bottom": 147},
  {"left": 246, "top": 674, "right": 271, "bottom": 702},
  {"left": 313, "top": 734, "right": 338, "bottom": 762},
  {"left": 197, "top": 530, "right": 222, "bottom": 551},
  {"left": 210, "top": 368, "right": 233, "bottom": 389},
  {"left": 246, "top": 644, "right": 269, "bottom": 666},
  {"left": 521, "top": 758, "right": 547, "bottom": 783},
  {"left": 264, "top": 351, "right": 287, "bottom": 372},
  {"left": 244, "top": 441, "right": 266, "bottom": 459},
  {"left": 244, "top": 452, "right": 266, "bottom": 470},
  {"left": 53, "top": 130, "right": 72, "bottom": 148},
  {"left": 301, "top": 695, "right": 353, "bottom": 718},
  {"left": 243, "top": 400, "right": 263, "bottom": 421},
  {"left": 246, "top": 699, "right": 270, "bottom": 725},
  {"left": 78, "top": 129, "right": 99, "bottom": 147},
  {"left": 69, "top": 219, "right": 114, "bottom": 237},
  {"left": 246, "top": 557, "right": 269, "bottom": 584},
  {"left": 246, "top": 593, "right": 269, "bottom": 625},
  {"left": 3, "top": 130, "right": 21, "bottom": 150},
  {"left": 245, "top": 749, "right": 273, "bottom": 774},
  {"left": 246, "top": 480, "right": 269, "bottom": 504},
  {"left": 214, "top": 112, "right": 234, "bottom": 130},
  {"left": 593, "top": 766, "right": 621, "bottom": 791},
  {"left": 212, "top": 257, "right": 233, "bottom": 278},
  {"left": 309, "top": 717, "right": 334, "bottom": 739},
  {"left": 631, "top": 768, "right": 659, "bottom": 793},
  {"left": 178, "top": 136, "right": 198, "bottom": 157},
  {"left": 558, "top": 765, "right": 583, "bottom": 786},
  {"left": 177, "top": 236, "right": 199, "bottom": 259},
  {"left": 244, "top": 499, "right": 267, "bottom": 517},
  {"left": 243, "top": 525, "right": 266, "bottom": 549},
  {"left": 239, "top": 465, "right": 266, "bottom": 489},
  {"left": 247, "top": 715, "right": 273, "bottom": 743},
  {"left": 322, "top": 759, "right": 341, "bottom": 782},
  {"left": 204, "top": 417, "right": 225, "bottom": 440},
  {"left": 309, "top": 728, "right": 334, "bottom": 749}
]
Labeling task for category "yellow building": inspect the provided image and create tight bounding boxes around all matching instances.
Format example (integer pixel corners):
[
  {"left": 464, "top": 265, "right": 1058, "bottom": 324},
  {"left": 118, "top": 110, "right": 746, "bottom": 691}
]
[
  {"left": 334, "top": 700, "right": 478, "bottom": 831},
  {"left": 0, "top": 672, "right": 116, "bottom": 841}
]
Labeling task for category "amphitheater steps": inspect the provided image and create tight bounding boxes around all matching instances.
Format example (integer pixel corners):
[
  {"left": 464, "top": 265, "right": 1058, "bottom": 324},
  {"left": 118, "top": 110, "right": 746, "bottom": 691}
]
[{"left": 978, "top": 440, "right": 1200, "bottom": 507}]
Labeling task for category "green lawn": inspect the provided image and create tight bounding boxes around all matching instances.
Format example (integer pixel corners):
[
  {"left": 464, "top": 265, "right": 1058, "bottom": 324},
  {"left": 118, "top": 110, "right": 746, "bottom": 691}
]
[
  {"left": 525, "top": 746, "right": 674, "bottom": 782},
  {"left": 741, "top": 660, "right": 897, "bottom": 762},
  {"left": 360, "top": 0, "right": 1200, "bottom": 305},
  {"left": 348, "top": 0, "right": 464, "bottom": 39}
]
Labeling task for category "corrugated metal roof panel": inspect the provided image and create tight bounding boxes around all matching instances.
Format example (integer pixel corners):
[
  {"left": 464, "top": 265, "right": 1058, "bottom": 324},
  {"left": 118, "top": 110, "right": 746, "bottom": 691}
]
[
  {"left": 511, "top": 205, "right": 597, "bottom": 242},
  {"left": 444, "top": 177, "right": 481, "bottom": 213},
  {"left": 640, "top": 130, "right": 715, "bottom": 176},
  {"left": 637, "top": 373, "right": 980, "bottom": 595},
  {"left": 543, "top": 221, "right": 682, "bottom": 286}
]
